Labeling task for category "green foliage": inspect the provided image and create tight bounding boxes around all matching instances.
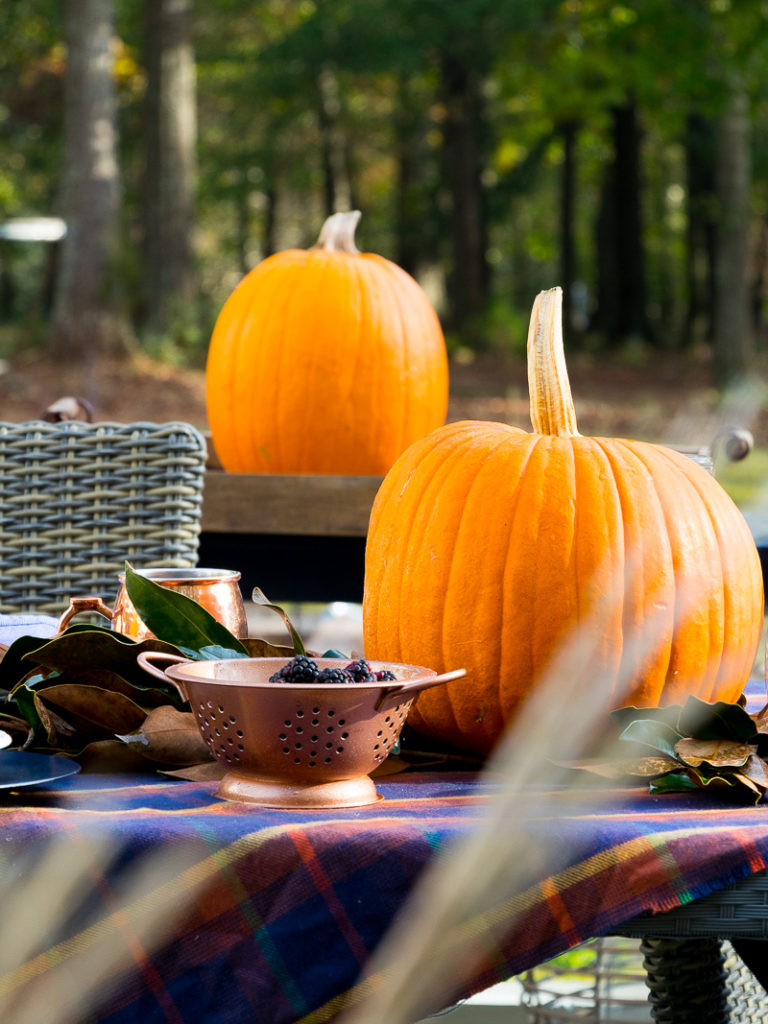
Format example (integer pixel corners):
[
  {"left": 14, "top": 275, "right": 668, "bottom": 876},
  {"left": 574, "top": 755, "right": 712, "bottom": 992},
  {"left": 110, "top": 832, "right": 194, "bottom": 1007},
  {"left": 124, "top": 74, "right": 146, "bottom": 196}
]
[{"left": 4, "top": 0, "right": 768, "bottom": 357}]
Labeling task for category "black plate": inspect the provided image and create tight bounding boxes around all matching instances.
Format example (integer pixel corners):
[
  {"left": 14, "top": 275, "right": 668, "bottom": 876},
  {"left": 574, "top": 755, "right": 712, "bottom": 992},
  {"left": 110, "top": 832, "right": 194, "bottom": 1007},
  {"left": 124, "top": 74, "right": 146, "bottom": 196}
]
[{"left": 0, "top": 751, "right": 81, "bottom": 790}]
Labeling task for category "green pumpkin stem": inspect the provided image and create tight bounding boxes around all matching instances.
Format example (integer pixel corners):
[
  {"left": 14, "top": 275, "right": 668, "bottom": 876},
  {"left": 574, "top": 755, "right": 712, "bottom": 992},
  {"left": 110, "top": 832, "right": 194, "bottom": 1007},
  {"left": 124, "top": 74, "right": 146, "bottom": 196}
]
[
  {"left": 313, "top": 210, "right": 361, "bottom": 254},
  {"left": 527, "top": 286, "right": 581, "bottom": 437}
]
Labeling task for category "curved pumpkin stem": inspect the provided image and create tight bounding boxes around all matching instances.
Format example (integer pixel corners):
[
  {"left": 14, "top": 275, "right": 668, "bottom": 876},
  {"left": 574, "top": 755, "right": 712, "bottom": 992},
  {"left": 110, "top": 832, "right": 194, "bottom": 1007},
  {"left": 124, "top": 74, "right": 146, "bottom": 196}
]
[
  {"left": 527, "top": 286, "right": 580, "bottom": 437},
  {"left": 313, "top": 210, "right": 361, "bottom": 253}
]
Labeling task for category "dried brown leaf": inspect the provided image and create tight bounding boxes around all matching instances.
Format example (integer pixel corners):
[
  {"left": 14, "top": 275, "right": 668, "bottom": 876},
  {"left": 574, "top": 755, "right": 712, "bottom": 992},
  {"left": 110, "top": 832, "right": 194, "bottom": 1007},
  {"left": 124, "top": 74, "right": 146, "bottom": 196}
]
[
  {"left": 674, "top": 737, "right": 753, "bottom": 769},
  {"left": 119, "top": 706, "right": 213, "bottom": 765},
  {"left": 554, "top": 756, "right": 678, "bottom": 780},
  {"left": 738, "top": 753, "right": 768, "bottom": 790},
  {"left": 40, "top": 684, "right": 147, "bottom": 734},
  {"left": 161, "top": 762, "right": 225, "bottom": 782}
]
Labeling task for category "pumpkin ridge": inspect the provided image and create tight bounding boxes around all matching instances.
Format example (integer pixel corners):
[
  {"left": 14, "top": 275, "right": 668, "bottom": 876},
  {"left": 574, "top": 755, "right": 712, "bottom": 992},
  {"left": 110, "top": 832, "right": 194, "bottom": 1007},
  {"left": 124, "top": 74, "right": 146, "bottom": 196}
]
[
  {"left": 628, "top": 440, "right": 724, "bottom": 704},
  {"left": 247, "top": 261, "right": 305, "bottom": 471},
  {"left": 591, "top": 437, "right": 675, "bottom": 706},
  {"left": 440, "top": 431, "right": 530, "bottom": 748},
  {"left": 573, "top": 438, "right": 630, "bottom": 704},
  {"left": 382, "top": 261, "right": 412, "bottom": 463},
  {"left": 281, "top": 253, "right": 348, "bottom": 471},
  {"left": 652, "top": 442, "right": 762, "bottom": 700},
  {"left": 363, "top": 255, "right": 404, "bottom": 466},
  {"left": 494, "top": 434, "right": 545, "bottom": 731},
  {"left": 649, "top": 444, "right": 724, "bottom": 703}
]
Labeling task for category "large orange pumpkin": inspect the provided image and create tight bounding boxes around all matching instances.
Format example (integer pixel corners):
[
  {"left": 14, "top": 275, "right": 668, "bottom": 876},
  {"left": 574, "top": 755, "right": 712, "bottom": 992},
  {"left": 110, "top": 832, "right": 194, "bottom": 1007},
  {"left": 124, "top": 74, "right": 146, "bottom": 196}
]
[
  {"left": 206, "top": 211, "right": 448, "bottom": 475},
  {"left": 362, "top": 287, "right": 764, "bottom": 755}
]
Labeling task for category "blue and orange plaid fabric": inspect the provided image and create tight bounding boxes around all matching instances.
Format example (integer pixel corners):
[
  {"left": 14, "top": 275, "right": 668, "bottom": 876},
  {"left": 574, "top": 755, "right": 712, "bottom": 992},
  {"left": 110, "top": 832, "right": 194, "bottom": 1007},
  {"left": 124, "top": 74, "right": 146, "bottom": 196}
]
[
  {"left": 0, "top": 674, "right": 766, "bottom": 1023},
  {"left": 1, "top": 767, "right": 768, "bottom": 1022}
]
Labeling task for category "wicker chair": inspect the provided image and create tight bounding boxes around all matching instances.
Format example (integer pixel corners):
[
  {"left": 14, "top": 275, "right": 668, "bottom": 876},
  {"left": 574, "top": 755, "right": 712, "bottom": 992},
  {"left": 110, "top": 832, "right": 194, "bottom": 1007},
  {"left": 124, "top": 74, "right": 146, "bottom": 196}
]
[{"left": 0, "top": 420, "right": 207, "bottom": 615}]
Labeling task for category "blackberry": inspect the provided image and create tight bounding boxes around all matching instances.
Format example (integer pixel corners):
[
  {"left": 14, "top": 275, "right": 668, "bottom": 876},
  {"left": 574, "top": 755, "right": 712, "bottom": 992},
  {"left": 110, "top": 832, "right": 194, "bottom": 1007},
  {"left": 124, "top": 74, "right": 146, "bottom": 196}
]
[
  {"left": 316, "top": 667, "right": 353, "bottom": 684},
  {"left": 269, "top": 655, "right": 319, "bottom": 683},
  {"left": 344, "top": 658, "right": 376, "bottom": 682},
  {"left": 375, "top": 670, "right": 397, "bottom": 681}
]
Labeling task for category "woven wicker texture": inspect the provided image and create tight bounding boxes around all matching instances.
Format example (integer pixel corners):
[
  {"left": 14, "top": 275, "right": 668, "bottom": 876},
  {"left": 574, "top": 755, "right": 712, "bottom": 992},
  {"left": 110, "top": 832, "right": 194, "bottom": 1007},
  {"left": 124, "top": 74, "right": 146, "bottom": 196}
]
[
  {"left": 522, "top": 937, "right": 766, "bottom": 1024},
  {"left": 614, "top": 871, "right": 768, "bottom": 939},
  {"left": 0, "top": 420, "right": 207, "bottom": 615}
]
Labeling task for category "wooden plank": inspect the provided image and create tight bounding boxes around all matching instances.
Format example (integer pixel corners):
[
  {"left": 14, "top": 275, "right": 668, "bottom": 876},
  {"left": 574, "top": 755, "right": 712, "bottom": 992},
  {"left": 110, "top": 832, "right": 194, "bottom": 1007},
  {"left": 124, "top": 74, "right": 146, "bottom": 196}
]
[{"left": 202, "top": 471, "right": 383, "bottom": 537}]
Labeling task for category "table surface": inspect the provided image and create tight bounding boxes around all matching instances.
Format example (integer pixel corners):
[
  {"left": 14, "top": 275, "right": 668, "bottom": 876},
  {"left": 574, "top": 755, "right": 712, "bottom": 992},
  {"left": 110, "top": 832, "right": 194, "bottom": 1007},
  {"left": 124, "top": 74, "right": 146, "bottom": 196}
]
[{"left": 3, "top": 752, "right": 768, "bottom": 1024}]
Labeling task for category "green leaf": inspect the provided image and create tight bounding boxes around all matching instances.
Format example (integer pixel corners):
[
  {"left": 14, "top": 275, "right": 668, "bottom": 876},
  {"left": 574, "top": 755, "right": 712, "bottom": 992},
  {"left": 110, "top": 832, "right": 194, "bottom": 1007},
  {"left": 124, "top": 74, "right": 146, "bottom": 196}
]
[
  {"left": 611, "top": 705, "right": 684, "bottom": 732},
  {"left": 124, "top": 564, "right": 248, "bottom": 658},
  {"left": 0, "top": 634, "right": 59, "bottom": 694},
  {"left": 241, "top": 637, "right": 296, "bottom": 658},
  {"left": 618, "top": 719, "right": 682, "bottom": 760},
  {"left": 677, "top": 696, "right": 757, "bottom": 743},
  {"left": 251, "top": 588, "right": 306, "bottom": 655},
  {"left": 20, "top": 630, "right": 187, "bottom": 703},
  {"left": 650, "top": 772, "right": 701, "bottom": 794},
  {"left": 177, "top": 643, "right": 252, "bottom": 661}
]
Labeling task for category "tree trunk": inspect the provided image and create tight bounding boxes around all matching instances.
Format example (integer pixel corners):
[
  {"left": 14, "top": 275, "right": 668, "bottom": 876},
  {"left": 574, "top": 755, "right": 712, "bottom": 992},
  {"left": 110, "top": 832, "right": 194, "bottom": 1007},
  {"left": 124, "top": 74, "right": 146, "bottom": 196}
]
[
  {"left": 142, "top": 0, "right": 197, "bottom": 336},
  {"left": 50, "top": 0, "right": 125, "bottom": 357},
  {"left": 394, "top": 74, "right": 428, "bottom": 277},
  {"left": 439, "top": 53, "right": 489, "bottom": 335},
  {"left": 559, "top": 120, "right": 578, "bottom": 338},
  {"left": 316, "top": 64, "right": 352, "bottom": 216},
  {"left": 712, "top": 87, "right": 753, "bottom": 381},
  {"left": 593, "top": 102, "right": 650, "bottom": 345},
  {"left": 683, "top": 113, "right": 716, "bottom": 348}
]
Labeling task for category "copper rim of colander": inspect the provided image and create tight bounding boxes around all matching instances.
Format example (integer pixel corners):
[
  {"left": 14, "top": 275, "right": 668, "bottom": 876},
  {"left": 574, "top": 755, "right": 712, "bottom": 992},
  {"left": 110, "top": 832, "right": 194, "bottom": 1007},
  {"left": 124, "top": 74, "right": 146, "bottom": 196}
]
[{"left": 137, "top": 654, "right": 466, "bottom": 809}]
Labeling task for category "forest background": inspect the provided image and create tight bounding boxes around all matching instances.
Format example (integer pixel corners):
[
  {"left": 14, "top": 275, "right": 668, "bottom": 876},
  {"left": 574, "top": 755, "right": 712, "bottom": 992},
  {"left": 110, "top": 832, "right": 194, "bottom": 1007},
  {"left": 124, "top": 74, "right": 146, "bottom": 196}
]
[{"left": 2, "top": 0, "right": 768, "bottom": 506}]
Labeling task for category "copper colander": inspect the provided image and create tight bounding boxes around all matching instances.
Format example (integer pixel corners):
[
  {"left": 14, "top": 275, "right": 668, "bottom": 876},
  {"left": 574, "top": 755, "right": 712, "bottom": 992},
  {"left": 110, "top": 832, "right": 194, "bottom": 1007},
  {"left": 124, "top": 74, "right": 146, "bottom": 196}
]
[{"left": 138, "top": 654, "right": 465, "bottom": 808}]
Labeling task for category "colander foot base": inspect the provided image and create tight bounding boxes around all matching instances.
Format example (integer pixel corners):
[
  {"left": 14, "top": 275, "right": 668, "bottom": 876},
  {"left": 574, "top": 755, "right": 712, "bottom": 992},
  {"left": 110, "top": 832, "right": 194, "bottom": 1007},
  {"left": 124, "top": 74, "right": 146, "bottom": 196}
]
[{"left": 216, "top": 771, "right": 383, "bottom": 808}]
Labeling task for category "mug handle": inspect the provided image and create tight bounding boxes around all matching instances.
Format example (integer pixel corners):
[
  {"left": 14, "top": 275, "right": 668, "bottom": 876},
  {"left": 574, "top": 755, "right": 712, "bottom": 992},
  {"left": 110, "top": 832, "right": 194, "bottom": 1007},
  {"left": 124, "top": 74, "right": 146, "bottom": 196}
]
[{"left": 57, "top": 595, "right": 114, "bottom": 634}]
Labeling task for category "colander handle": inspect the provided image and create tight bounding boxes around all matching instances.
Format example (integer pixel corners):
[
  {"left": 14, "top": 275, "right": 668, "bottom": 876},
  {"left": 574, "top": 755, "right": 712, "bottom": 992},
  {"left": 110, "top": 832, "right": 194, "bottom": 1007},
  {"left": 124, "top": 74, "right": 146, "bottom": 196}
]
[
  {"left": 136, "top": 651, "right": 192, "bottom": 696},
  {"left": 374, "top": 668, "right": 466, "bottom": 711}
]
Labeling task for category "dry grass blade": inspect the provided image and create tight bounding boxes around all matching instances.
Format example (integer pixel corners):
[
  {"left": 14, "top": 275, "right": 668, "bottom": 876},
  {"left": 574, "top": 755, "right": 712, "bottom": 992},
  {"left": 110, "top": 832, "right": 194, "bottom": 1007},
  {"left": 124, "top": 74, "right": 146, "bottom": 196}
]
[{"left": 0, "top": 833, "right": 209, "bottom": 1024}]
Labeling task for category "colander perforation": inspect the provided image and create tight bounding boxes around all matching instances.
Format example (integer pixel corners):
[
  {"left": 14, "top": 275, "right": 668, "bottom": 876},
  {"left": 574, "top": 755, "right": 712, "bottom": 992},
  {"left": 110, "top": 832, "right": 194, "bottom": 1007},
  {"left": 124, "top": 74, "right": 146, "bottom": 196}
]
[{"left": 279, "top": 705, "right": 352, "bottom": 767}]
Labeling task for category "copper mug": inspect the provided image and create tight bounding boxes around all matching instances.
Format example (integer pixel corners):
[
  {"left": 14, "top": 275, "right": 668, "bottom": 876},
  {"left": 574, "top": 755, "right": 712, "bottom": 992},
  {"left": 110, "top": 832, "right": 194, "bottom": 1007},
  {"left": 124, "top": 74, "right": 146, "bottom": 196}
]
[{"left": 57, "top": 567, "right": 248, "bottom": 640}]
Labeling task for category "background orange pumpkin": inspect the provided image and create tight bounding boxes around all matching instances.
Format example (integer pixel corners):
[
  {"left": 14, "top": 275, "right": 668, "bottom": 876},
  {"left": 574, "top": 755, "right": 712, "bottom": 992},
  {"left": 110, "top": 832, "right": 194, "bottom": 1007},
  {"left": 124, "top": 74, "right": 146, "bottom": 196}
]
[
  {"left": 206, "top": 211, "right": 448, "bottom": 475},
  {"left": 362, "top": 287, "right": 764, "bottom": 755}
]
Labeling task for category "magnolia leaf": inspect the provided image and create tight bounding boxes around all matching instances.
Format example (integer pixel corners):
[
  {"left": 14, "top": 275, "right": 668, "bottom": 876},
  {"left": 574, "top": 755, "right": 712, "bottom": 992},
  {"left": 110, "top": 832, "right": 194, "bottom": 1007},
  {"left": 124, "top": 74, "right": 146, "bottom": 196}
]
[
  {"left": 240, "top": 637, "right": 296, "bottom": 659},
  {"left": 0, "top": 634, "right": 60, "bottom": 693},
  {"left": 177, "top": 643, "right": 252, "bottom": 662},
  {"left": 728, "top": 772, "right": 766, "bottom": 804},
  {"left": 124, "top": 564, "right": 247, "bottom": 657},
  {"left": 19, "top": 630, "right": 185, "bottom": 702},
  {"left": 751, "top": 701, "right": 768, "bottom": 732},
  {"left": 677, "top": 696, "right": 757, "bottom": 743},
  {"left": 650, "top": 772, "right": 702, "bottom": 794},
  {"left": 251, "top": 588, "right": 306, "bottom": 655},
  {"left": 118, "top": 705, "right": 213, "bottom": 765},
  {"left": 33, "top": 693, "right": 79, "bottom": 745},
  {"left": 674, "top": 737, "right": 754, "bottom": 769},
  {"left": 554, "top": 755, "right": 679, "bottom": 780},
  {"left": 75, "top": 738, "right": 154, "bottom": 773},
  {"left": 0, "top": 711, "right": 32, "bottom": 744},
  {"left": 611, "top": 705, "right": 683, "bottom": 732},
  {"left": 618, "top": 719, "right": 682, "bottom": 760},
  {"left": 161, "top": 762, "right": 225, "bottom": 782},
  {"left": 38, "top": 684, "right": 147, "bottom": 734},
  {"left": 11, "top": 671, "right": 53, "bottom": 737},
  {"left": 738, "top": 753, "right": 768, "bottom": 790}
]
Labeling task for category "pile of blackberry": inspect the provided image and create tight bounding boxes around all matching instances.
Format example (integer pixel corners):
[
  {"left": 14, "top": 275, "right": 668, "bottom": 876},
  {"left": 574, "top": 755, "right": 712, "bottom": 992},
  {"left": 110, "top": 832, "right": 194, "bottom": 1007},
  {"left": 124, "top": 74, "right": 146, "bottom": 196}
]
[{"left": 268, "top": 656, "right": 397, "bottom": 684}]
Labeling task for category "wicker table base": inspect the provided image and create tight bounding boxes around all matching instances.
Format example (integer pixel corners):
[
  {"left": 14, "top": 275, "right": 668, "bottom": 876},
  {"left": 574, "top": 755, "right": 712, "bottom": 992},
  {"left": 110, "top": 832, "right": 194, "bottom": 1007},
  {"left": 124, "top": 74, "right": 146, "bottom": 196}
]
[{"left": 611, "top": 871, "right": 768, "bottom": 1023}]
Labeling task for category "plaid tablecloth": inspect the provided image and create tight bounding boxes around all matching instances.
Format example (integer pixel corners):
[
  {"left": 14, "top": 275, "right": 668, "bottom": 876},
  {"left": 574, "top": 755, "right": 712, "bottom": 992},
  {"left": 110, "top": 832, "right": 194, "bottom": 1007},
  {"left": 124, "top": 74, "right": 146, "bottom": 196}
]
[{"left": 1, "top": 756, "right": 768, "bottom": 1024}]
